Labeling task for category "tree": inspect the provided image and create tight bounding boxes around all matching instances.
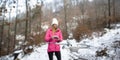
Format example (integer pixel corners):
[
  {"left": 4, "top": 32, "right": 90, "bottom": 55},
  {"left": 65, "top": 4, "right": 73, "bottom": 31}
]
[
  {"left": 0, "top": 0, "right": 7, "bottom": 56},
  {"left": 63, "top": 0, "right": 68, "bottom": 39},
  {"left": 107, "top": 0, "right": 111, "bottom": 28}
]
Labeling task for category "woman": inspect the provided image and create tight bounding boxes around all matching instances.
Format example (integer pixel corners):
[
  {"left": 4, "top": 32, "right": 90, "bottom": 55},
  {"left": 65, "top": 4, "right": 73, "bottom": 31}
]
[{"left": 45, "top": 18, "right": 63, "bottom": 60}]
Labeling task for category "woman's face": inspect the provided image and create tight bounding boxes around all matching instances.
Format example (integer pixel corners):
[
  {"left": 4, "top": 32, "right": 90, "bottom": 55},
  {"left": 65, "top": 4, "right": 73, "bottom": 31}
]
[{"left": 52, "top": 24, "right": 58, "bottom": 29}]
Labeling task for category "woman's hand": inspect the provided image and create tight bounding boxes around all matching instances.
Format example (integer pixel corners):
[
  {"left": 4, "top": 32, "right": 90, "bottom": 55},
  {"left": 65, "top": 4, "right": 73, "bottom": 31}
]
[
  {"left": 51, "top": 35, "right": 61, "bottom": 42},
  {"left": 52, "top": 35, "right": 58, "bottom": 39}
]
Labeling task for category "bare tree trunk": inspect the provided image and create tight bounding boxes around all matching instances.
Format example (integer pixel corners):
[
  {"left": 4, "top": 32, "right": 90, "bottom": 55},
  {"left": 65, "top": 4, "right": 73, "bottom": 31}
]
[
  {"left": 79, "top": 0, "right": 85, "bottom": 24},
  {"left": 7, "top": 24, "right": 11, "bottom": 54},
  {"left": 108, "top": 0, "right": 111, "bottom": 28},
  {"left": 25, "top": 0, "right": 29, "bottom": 43},
  {"left": 112, "top": 0, "right": 116, "bottom": 24},
  {"left": 7, "top": 7, "right": 12, "bottom": 55},
  {"left": 94, "top": 0, "right": 98, "bottom": 29},
  {"left": 82, "top": 0, "right": 85, "bottom": 24},
  {"left": 0, "top": 11, "right": 5, "bottom": 56},
  {"left": 13, "top": 0, "right": 18, "bottom": 50},
  {"left": 28, "top": 6, "right": 31, "bottom": 34},
  {"left": 63, "top": 0, "right": 68, "bottom": 39},
  {"left": 38, "top": 0, "right": 43, "bottom": 35},
  {"left": 39, "top": 6, "right": 42, "bottom": 35},
  {"left": 0, "top": 1, "right": 7, "bottom": 55}
]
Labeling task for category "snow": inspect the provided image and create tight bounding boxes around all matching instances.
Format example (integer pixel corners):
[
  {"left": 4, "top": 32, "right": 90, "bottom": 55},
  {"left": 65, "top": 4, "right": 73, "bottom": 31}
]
[
  {"left": 41, "top": 25, "right": 49, "bottom": 31},
  {"left": 13, "top": 50, "right": 23, "bottom": 54},
  {"left": 1, "top": 0, "right": 42, "bottom": 19},
  {"left": 16, "top": 35, "right": 25, "bottom": 40},
  {"left": 0, "top": 24, "right": 120, "bottom": 60},
  {"left": 88, "top": 0, "right": 93, "bottom": 2},
  {"left": 44, "top": 0, "right": 54, "bottom": 3},
  {"left": 20, "top": 45, "right": 49, "bottom": 60}
]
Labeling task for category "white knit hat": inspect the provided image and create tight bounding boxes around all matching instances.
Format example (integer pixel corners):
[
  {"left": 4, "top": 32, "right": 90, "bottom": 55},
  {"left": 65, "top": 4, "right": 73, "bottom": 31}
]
[{"left": 51, "top": 18, "right": 58, "bottom": 26}]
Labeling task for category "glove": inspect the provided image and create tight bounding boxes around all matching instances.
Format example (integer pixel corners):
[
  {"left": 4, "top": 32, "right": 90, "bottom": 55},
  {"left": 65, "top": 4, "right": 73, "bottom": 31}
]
[
  {"left": 51, "top": 35, "right": 59, "bottom": 39},
  {"left": 56, "top": 40, "right": 61, "bottom": 43},
  {"left": 51, "top": 36, "right": 59, "bottom": 40}
]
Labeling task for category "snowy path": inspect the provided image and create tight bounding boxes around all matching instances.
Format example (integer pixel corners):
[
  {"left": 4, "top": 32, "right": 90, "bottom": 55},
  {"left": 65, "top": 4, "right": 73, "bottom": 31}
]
[{"left": 20, "top": 27, "right": 120, "bottom": 60}]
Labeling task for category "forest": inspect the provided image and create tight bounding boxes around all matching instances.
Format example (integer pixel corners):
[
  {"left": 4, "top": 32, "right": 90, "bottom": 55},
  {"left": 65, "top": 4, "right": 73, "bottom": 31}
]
[{"left": 0, "top": 0, "right": 120, "bottom": 56}]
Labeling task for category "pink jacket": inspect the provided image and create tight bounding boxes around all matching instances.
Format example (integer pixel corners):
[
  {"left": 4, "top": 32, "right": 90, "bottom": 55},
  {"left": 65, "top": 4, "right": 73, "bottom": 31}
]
[{"left": 45, "top": 28, "right": 63, "bottom": 52}]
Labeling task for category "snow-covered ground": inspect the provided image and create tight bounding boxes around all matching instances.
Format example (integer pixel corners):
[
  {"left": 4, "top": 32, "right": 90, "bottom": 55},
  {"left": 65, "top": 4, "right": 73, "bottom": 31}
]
[{"left": 0, "top": 24, "right": 120, "bottom": 60}]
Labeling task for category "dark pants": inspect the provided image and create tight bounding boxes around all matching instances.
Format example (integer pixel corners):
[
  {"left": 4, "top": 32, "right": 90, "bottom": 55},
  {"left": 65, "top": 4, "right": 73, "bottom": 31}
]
[
  {"left": 13, "top": 53, "right": 19, "bottom": 60},
  {"left": 48, "top": 51, "right": 61, "bottom": 60}
]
